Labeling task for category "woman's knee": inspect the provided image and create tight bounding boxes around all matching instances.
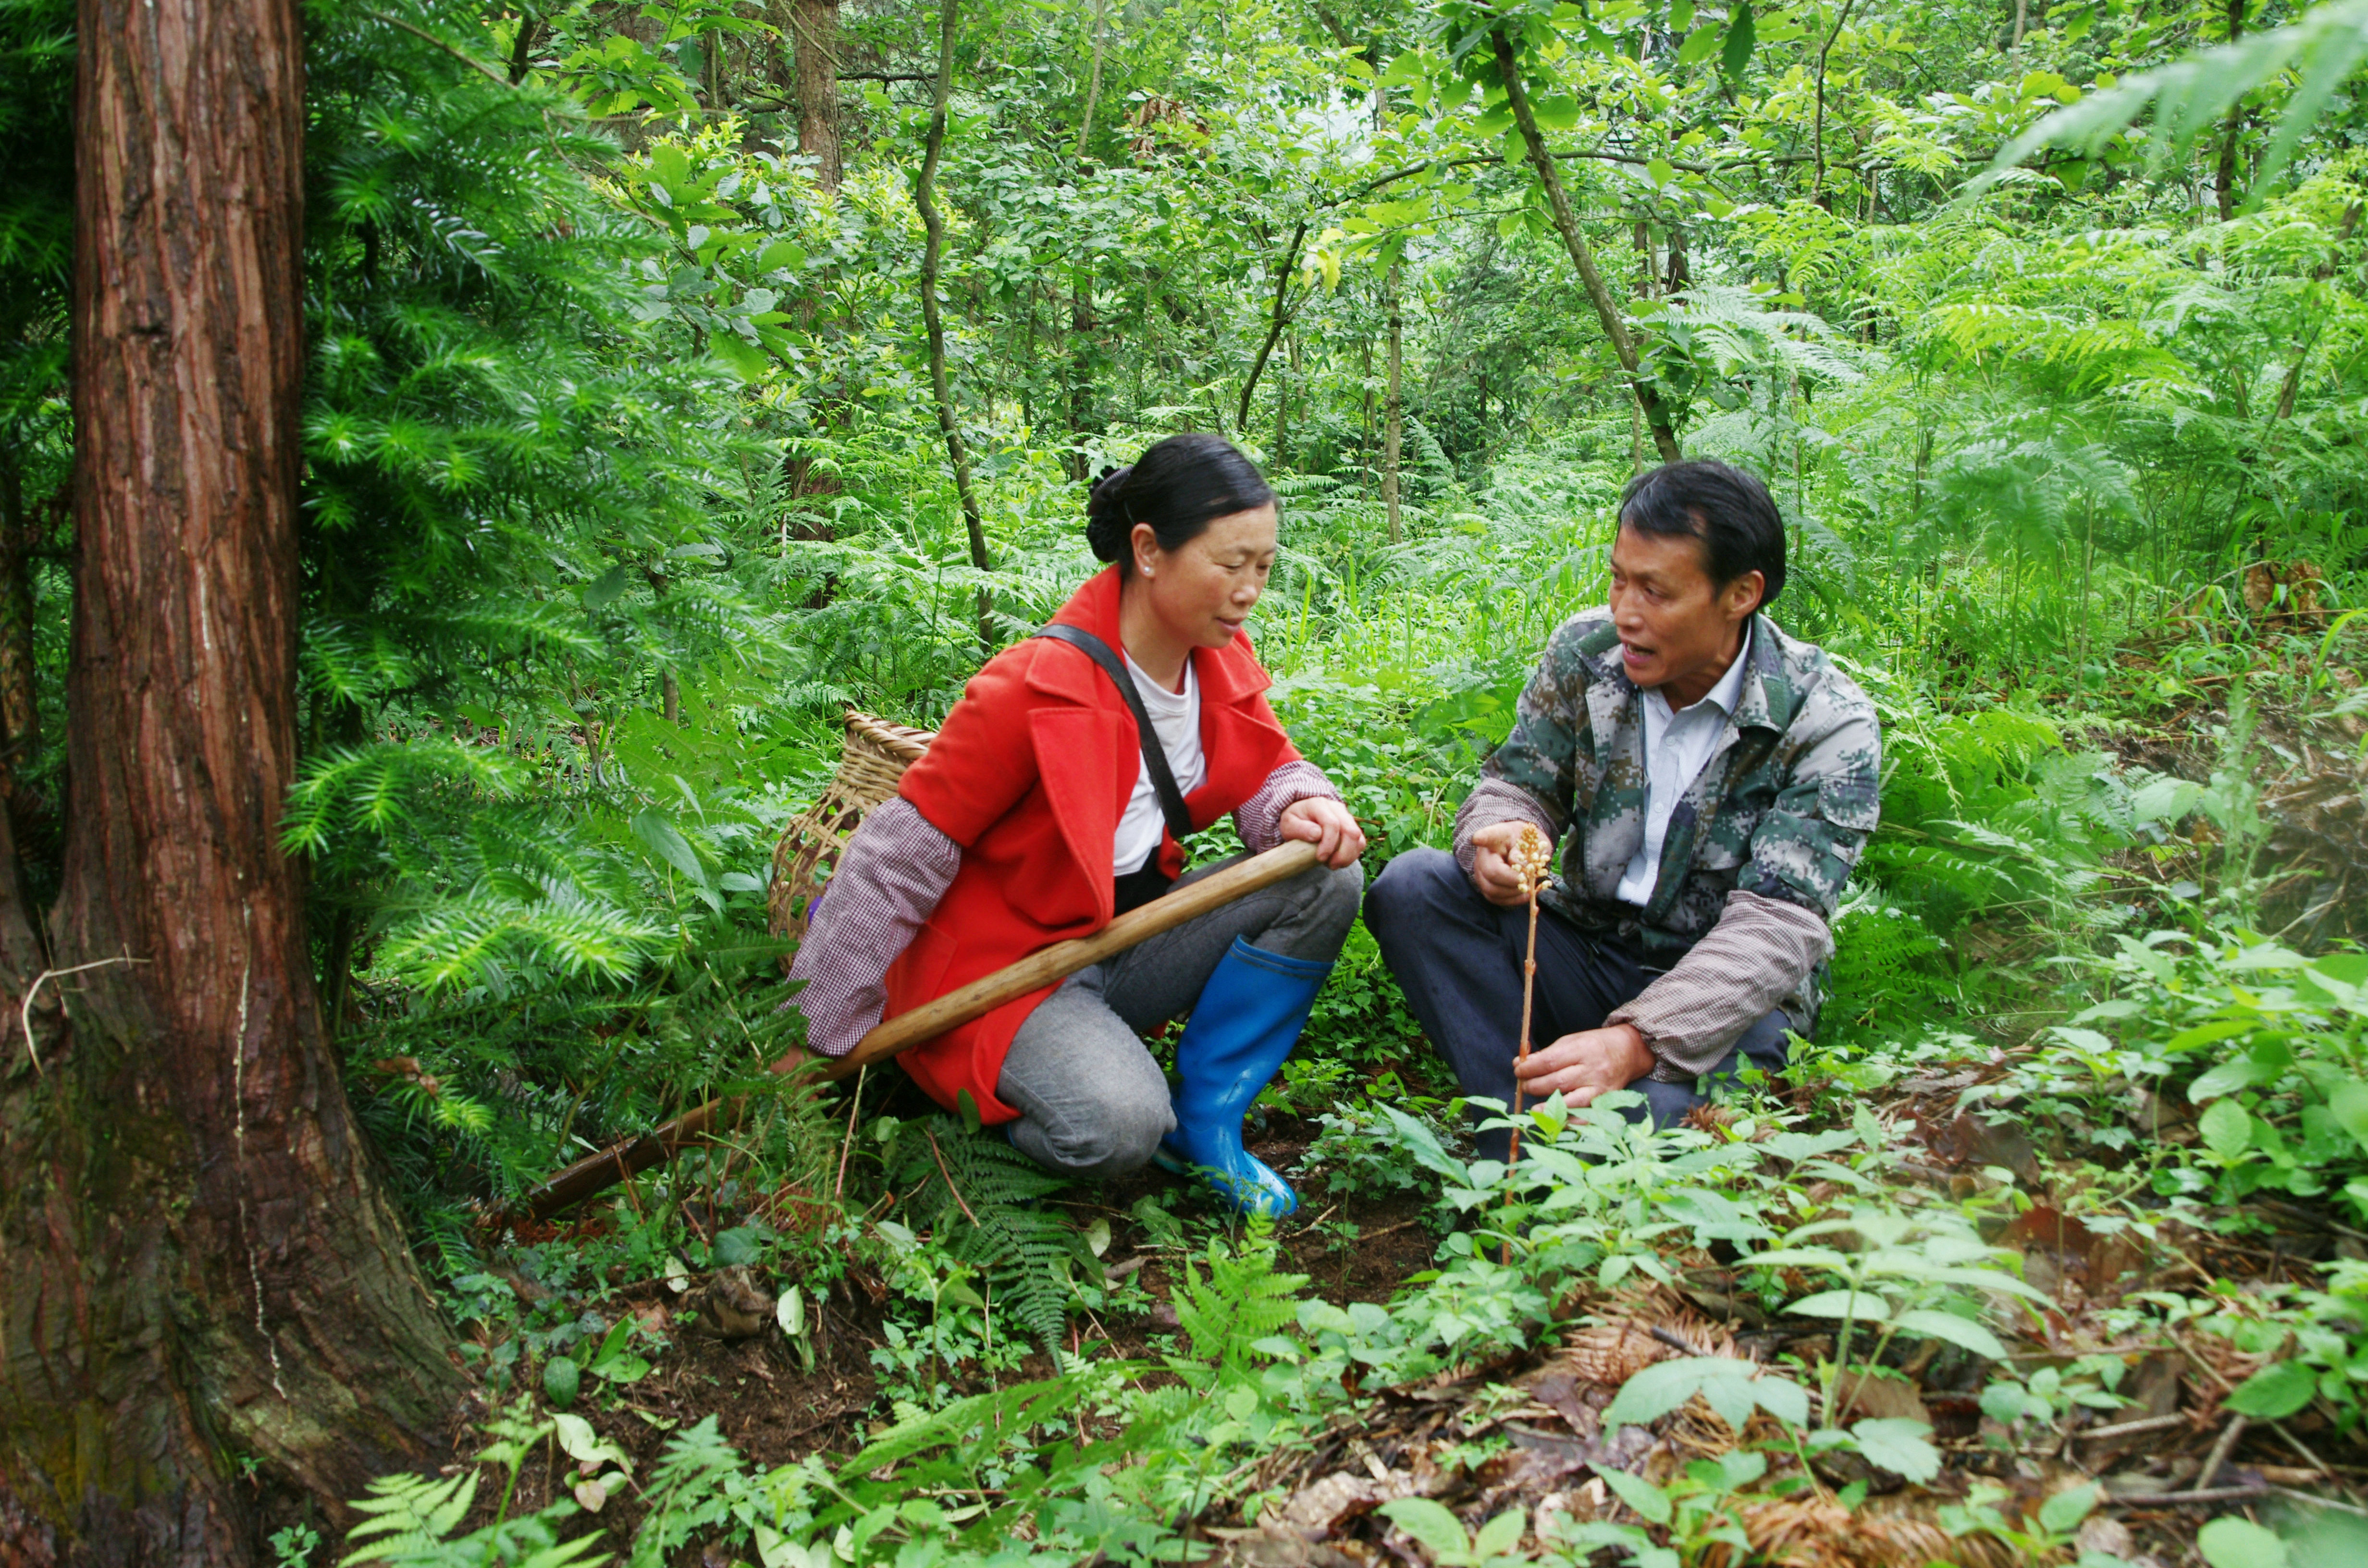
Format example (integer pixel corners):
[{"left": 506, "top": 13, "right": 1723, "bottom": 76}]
[
  {"left": 1301, "top": 858, "right": 1365, "bottom": 941},
  {"left": 1026, "top": 1090, "right": 1173, "bottom": 1177}
]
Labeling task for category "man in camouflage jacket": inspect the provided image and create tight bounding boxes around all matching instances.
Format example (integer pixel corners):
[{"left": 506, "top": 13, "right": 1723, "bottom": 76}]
[{"left": 1366, "top": 460, "right": 1881, "bottom": 1156}]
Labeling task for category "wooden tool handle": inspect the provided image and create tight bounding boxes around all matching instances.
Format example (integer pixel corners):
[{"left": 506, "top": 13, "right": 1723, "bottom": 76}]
[
  {"left": 802, "top": 838, "right": 1324, "bottom": 1079},
  {"left": 503, "top": 839, "right": 1330, "bottom": 1225}
]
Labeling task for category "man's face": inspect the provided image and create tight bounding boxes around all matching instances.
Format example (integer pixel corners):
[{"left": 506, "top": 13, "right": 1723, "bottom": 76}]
[{"left": 1607, "top": 521, "right": 1763, "bottom": 699}]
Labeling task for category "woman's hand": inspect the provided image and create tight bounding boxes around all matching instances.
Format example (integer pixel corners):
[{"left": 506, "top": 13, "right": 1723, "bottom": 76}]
[{"left": 1277, "top": 796, "right": 1367, "bottom": 870}]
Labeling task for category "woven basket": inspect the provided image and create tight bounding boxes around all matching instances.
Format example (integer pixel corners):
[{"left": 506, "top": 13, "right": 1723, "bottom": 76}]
[{"left": 767, "top": 711, "right": 936, "bottom": 963}]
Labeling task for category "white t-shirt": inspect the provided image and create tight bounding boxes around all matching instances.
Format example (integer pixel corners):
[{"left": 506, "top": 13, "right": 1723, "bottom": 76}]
[
  {"left": 1112, "top": 650, "right": 1208, "bottom": 875},
  {"left": 1615, "top": 627, "right": 1752, "bottom": 907}
]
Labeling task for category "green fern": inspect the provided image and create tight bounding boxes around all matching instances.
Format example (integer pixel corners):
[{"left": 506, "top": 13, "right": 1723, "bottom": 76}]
[
  {"left": 888, "top": 1118, "right": 1090, "bottom": 1351},
  {"left": 342, "top": 1471, "right": 605, "bottom": 1568},
  {"left": 628, "top": 1416, "right": 751, "bottom": 1568},
  {"left": 1171, "top": 1230, "right": 1308, "bottom": 1382}
]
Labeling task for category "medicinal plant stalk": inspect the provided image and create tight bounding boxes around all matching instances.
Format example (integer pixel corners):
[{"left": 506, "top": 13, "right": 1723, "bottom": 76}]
[{"left": 1505, "top": 824, "right": 1553, "bottom": 1176}]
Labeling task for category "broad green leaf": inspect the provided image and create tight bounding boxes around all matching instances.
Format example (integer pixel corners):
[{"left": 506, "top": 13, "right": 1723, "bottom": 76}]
[
  {"left": 2190, "top": 1054, "right": 2282, "bottom": 1102},
  {"left": 1787, "top": 1289, "right": 1893, "bottom": 1322},
  {"left": 631, "top": 807, "right": 707, "bottom": 885},
  {"left": 1850, "top": 1418, "right": 1941, "bottom": 1483},
  {"left": 1380, "top": 1104, "right": 1468, "bottom": 1183},
  {"left": 2197, "top": 1517, "right": 2290, "bottom": 1568},
  {"left": 1473, "top": 1510, "right": 1525, "bottom": 1558},
  {"left": 1892, "top": 1309, "right": 2006, "bottom": 1360},
  {"left": 1605, "top": 1354, "right": 1809, "bottom": 1432},
  {"left": 2225, "top": 1360, "right": 2318, "bottom": 1419},
  {"left": 1602, "top": 1358, "right": 1705, "bottom": 1426},
  {"left": 543, "top": 1355, "right": 579, "bottom": 1409},
  {"left": 2037, "top": 1482, "right": 2098, "bottom": 1534},
  {"left": 580, "top": 563, "right": 634, "bottom": 610},
  {"left": 2199, "top": 1097, "right": 2255, "bottom": 1161},
  {"left": 551, "top": 1411, "right": 633, "bottom": 1477},
  {"left": 1678, "top": 25, "right": 1720, "bottom": 65},
  {"left": 1596, "top": 1467, "right": 1673, "bottom": 1525},
  {"left": 1378, "top": 1498, "right": 1470, "bottom": 1558},
  {"left": 1721, "top": 1, "right": 1756, "bottom": 76},
  {"left": 2329, "top": 1079, "right": 2368, "bottom": 1147},
  {"left": 713, "top": 331, "right": 770, "bottom": 382},
  {"left": 1741, "top": 1245, "right": 1852, "bottom": 1268}
]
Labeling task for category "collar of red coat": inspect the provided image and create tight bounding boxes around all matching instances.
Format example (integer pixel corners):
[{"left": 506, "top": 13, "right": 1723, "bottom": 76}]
[{"left": 1025, "top": 564, "right": 1274, "bottom": 709}]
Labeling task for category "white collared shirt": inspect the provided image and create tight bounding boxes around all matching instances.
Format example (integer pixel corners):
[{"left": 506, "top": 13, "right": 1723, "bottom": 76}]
[{"left": 1615, "top": 627, "right": 1752, "bottom": 907}]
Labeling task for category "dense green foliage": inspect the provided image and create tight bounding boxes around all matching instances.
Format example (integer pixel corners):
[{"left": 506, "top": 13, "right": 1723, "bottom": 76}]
[{"left": 11, "top": 0, "right": 2368, "bottom": 1560}]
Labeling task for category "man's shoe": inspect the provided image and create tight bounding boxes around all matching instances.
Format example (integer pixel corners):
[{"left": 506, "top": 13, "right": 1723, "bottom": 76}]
[{"left": 1154, "top": 936, "right": 1331, "bottom": 1219}]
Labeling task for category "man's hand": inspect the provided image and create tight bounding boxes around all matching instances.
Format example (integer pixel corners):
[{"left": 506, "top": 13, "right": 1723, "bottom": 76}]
[
  {"left": 1278, "top": 796, "right": 1368, "bottom": 870},
  {"left": 1468, "top": 821, "right": 1544, "bottom": 906},
  {"left": 1513, "top": 1023, "right": 1656, "bottom": 1109}
]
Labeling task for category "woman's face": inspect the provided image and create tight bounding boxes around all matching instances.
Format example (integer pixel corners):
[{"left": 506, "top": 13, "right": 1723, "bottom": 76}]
[{"left": 1133, "top": 504, "right": 1279, "bottom": 649}]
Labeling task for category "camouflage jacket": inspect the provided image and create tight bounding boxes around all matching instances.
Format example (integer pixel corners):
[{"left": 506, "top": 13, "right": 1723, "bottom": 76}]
[{"left": 1475, "top": 609, "right": 1881, "bottom": 984}]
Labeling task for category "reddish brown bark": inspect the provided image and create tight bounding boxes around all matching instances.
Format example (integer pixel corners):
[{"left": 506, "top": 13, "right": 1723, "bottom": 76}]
[
  {"left": 789, "top": 0, "right": 842, "bottom": 190},
  {"left": 0, "top": 0, "right": 466, "bottom": 1560}
]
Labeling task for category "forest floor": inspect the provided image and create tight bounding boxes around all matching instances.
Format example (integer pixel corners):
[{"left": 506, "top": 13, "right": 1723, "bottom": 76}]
[
  {"left": 472, "top": 1076, "right": 2368, "bottom": 1567},
  {"left": 414, "top": 645, "right": 2368, "bottom": 1568}
]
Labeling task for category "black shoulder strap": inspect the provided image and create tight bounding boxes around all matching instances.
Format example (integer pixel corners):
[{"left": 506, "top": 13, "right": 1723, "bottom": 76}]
[{"left": 1032, "top": 624, "right": 1195, "bottom": 844}]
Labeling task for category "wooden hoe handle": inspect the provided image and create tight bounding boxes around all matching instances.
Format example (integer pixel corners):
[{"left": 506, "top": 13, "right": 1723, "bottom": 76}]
[{"left": 500, "top": 841, "right": 1324, "bottom": 1225}]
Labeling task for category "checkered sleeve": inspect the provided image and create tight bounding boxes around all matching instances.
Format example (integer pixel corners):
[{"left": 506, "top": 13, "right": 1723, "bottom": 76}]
[
  {"left": 1452, "top": 777, "right": 1561, "bottom": 875},
  {"left": 1233, "top": 759, "right": 1341, "bottom": 853},
  {"left": 784, "top": 798, "right": 962, "bottom": 1057},
  {"left": 1606, "top": 891, "right": 1832, "bottom": 1080}
]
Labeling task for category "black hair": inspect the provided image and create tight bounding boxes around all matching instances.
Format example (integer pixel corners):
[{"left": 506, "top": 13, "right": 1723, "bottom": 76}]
[
  {"left": 1085, "top": 433, "right": 1277, "bottom": 576},
  {"left": 1616, "top": 459, "right": 1786, "bottom": 610}
]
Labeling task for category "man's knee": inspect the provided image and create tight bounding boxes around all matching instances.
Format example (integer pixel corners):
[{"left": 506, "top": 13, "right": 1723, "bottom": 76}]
[
  {"left": 1364, "top": 846, "right": 1465, "bottom": 938},
  {"left": 1733, "top": 1008, "right": 1796, "bottom": 1076}
]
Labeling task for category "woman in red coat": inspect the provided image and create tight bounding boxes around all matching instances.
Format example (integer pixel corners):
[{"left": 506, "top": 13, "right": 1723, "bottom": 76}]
[{"left": 789, "top": 434, "right": 1365, "bottom": 1217}]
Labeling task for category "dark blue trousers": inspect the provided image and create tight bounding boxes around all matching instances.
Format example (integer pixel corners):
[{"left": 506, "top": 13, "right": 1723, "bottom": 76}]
[{"left": 1364, "top": 849, "right": 1791, "bottom": 1164}]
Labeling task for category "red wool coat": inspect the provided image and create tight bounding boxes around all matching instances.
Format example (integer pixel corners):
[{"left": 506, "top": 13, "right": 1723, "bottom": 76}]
[{"left": 887, "top": 567, "right": 1302, "bottom": 1122}]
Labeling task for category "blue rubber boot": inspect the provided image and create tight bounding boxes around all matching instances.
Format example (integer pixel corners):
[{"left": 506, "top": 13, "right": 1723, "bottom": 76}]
[{"left": 1153, "top": 936, "right": 1331, "bottom": 1219}]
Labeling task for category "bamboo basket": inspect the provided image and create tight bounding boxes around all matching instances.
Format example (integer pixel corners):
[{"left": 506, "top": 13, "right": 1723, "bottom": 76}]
[{"left": 767, "top": 711, "right": 936, "bottom": 959}]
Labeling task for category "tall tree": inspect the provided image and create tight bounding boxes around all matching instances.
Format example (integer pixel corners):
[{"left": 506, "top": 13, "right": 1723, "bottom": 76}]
[
  {"left": 1381, "top": 260, "right": 1404, "bottom": 543},
  {"left": 0, "top": 0, "right": 464, "bottom": 1558},
  {"left": 915, "top": 0, "right": 993, "bottom": 648},
  {"left": 1489, "top": 23, "right": 1683, "bottom": 464},
  {"left": 787, "top": 0, "right": 842, "bottom": 190}
]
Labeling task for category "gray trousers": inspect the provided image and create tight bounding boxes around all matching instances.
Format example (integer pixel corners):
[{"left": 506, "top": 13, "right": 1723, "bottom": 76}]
[
  {"left": 1366, "top": 849, "right": 1791, "bottom": 1164},
  {"left": 998, "top": 857, "right": 1364, "bottom": 1177}
]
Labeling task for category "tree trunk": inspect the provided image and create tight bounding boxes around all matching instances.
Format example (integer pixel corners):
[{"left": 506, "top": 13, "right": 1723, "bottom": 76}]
[
  {"left": 1235, "top": 220, "right": 1306, "bottom": 433},
  {"left": 0, "top": 453, "right": 37, "bottom": 803},
  {"left": 789, "top": 0, "right": 842, "bottom": 191},
  {"left": 915, "top": 0, "right": 993, "bottom": 649},
  {"left": 2215, "top": 0, "right": 2244, "bottom": 221},
  {"left": 0, "top": 0, "right": 466, "bottom": 1559},
  {"left": 1491, "top": 28, "right": 1682, "bottom": 465},
  {"left": 1074, "top": 0, "right": 1107, "bottom": 161},
  {"left": 1065, "top": 263, "right": 1096, "bottom": 482},
  {"left": 1382, "top": 260, "right": 1404, "bottom": 544}
]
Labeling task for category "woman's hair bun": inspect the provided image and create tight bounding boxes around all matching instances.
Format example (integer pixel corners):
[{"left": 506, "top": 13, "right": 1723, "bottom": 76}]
[{"left": 1084, "top": 464, "right": 1135, "bottom": 562}]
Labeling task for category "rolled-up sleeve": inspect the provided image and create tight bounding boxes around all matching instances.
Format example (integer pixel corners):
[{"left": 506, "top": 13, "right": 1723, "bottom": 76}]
[
  {"left": 1607, "top": 891, "right": 1834, "bottom": 1078},
  {"left": 785, "top": 798, "right": 962, "bottom": 1056},
  {"left": 1235, "top": 759, "right": 1341, "bottom": 853}
]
